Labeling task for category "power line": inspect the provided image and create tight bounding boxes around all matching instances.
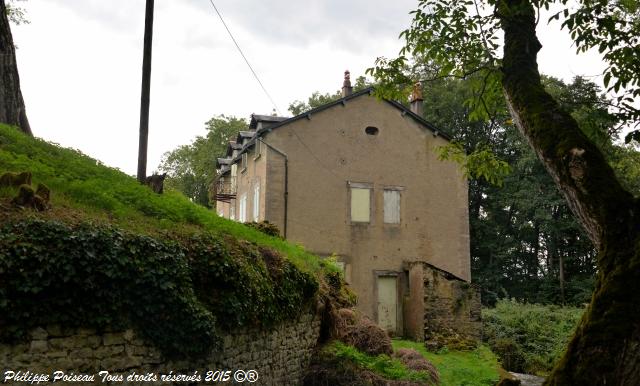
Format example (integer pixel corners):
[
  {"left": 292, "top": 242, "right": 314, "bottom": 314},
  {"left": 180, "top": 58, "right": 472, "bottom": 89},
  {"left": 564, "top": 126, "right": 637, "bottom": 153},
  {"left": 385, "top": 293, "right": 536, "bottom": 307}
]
[{"left": 206, "top": 0, "right": 281, "bottom": 115}]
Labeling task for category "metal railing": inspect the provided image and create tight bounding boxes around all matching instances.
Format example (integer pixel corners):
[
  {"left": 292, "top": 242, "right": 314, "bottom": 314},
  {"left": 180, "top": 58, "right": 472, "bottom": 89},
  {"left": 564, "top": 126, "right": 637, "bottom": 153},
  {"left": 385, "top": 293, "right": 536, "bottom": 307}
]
[{"left": 213, "top": 176, "right": 237, "bottom": 203}]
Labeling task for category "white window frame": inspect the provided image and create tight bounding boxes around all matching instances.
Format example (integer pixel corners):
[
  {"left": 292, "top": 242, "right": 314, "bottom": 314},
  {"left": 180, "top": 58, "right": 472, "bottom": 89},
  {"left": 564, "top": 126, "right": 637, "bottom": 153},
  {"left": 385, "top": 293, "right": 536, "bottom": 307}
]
[
  {"left": 383, "top": 187, "right": 403, "bottom": 224},
  {"left": 253, "top": 183, "right": 260, "bottom": 222},
  {"left": 239, "top": 193, "right": 247, "bottom": 223},
  {"left": 348, "top": 182, "right": 372, "bottom": 223}
]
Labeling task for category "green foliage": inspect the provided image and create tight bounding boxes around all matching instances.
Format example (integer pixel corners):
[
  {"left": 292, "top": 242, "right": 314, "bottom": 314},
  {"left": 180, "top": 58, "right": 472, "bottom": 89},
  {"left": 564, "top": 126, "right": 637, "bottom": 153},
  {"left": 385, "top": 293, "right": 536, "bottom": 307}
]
[
  {"left": 548, "top": 0, "right": 640, "bottom": 136},
  {"left": 327, "top": 341, "right": 432, "bottom": 383},
  {"left": 437, "top": 142, "right": 511, "bottom": 186},
  {"left": 158, "top": 115, "right": 246, "bottom": 207},
  {"left": 392, "top": 340, "right": 500, "bottom": 386},
  {"left": 367, "top": 0, "right": 504, "bottom": 125},
  {"left": 0, "top": 124, "right": 330, "bottom": 275},
  {"left": 482, "top": 300, "right": 584, "bottom": 375},
  {"left": 0, "top": 218, "right": 318, "bottom": 359},
  {"left": 6, "top": 0, "right": 29, "bottom": 25}
]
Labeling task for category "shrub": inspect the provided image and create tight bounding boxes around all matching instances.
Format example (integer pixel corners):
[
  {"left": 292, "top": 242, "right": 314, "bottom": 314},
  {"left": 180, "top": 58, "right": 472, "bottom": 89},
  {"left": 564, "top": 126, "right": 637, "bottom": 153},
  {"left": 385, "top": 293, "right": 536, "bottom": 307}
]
[
  {"left": 334, "top": 308, "right": 393, "bottom": 356},
  {"left": 482, "top": 299, "right": 584, "bottom": 375}
]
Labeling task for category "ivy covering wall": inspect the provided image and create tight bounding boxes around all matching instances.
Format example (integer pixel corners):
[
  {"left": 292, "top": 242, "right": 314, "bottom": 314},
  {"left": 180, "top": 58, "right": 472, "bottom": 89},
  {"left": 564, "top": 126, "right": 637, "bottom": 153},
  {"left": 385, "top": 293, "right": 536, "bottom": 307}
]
[{"left": 0, "top": 219, "right": 318, "bottom": 359}]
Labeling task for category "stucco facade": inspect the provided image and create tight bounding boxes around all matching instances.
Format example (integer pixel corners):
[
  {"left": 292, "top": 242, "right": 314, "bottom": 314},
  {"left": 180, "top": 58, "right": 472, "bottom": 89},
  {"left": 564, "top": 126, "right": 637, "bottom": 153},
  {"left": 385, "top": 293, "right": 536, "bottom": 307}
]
[{"left": 214, "top": 86, "right": 470, "bottom": 337}]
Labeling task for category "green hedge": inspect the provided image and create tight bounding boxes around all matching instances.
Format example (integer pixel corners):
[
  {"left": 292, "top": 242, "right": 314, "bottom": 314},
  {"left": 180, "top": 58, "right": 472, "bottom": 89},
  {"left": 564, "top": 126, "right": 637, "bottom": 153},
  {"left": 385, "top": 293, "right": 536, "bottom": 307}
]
[
  {"left": 482, "top": 299, "right": 584, "bottom": 375},
  {"left": 0, "top": 219, "right": 318, "bottom": 359}
]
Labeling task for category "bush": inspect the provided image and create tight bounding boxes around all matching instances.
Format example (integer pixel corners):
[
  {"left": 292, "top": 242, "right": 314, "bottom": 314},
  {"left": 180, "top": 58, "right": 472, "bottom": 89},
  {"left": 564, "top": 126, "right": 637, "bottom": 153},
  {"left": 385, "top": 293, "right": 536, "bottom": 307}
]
[
  {"left": 333, "top": 308, "right": 393, "bottom": 356},
  {"left": 482, "top": 299, "right": 584, "bottom": 375}
]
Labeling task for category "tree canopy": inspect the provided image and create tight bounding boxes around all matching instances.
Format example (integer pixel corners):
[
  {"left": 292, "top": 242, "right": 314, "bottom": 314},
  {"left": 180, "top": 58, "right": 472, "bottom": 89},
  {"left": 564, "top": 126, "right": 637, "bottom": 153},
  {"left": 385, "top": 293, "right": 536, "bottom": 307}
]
[{"left": 158, "top": 115, "right": 245, "bottom": 208}]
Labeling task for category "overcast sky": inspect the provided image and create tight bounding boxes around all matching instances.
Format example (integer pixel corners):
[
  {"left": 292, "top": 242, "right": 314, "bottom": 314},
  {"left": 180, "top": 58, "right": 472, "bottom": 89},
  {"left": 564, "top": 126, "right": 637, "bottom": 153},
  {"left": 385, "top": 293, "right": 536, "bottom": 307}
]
[{"left": 12, "top": 0, "right": 606, "bottom": 176}]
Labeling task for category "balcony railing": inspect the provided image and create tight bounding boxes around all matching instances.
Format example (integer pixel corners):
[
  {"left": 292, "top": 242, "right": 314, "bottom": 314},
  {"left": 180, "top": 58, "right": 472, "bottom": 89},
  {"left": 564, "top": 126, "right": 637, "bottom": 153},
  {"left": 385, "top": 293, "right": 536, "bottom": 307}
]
[{"left": 213, "top": 176, "right": 237, "bottom": 203}]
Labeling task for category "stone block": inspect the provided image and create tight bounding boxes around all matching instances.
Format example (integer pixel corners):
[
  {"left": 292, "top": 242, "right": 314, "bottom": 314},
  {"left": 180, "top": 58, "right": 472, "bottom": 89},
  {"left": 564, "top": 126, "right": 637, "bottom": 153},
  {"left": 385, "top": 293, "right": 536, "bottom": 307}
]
[
  {"left": 47, "top": 350, "right": 69, "bottom": 359},
  {"left": 71, "top": 347, "right": 95, "bottom": 359},
  {"left": 30, "top": 340, "right": 48, "bottom": 353},
  {"left": 86, "top": 335, "right": 102, "bottom": 348},
  {"left": 46, "top": 324, "right": 63, "bottom": 337},
  {"left": 30, "top": 327, "right": 48, "bottom": 340},
  {"left": 77, "top": 327, "right": 97, "bottom": 336},
  {"left": 123, "top": 329, "right": 135, "bottom": 342},
  {"left": 103, "top": 333, "right": 125, "bottom": 346}
]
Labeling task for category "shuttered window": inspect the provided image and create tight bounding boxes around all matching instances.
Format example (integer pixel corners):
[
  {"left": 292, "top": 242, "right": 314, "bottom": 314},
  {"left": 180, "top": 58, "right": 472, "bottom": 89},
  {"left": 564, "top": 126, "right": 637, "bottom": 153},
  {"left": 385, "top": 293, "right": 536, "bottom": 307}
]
[
  {"left": 384, "top": 189, "right": 401, "bottom": 224},
  {"left": 350, "top": 187, "right": 371, "bottom": 223}
]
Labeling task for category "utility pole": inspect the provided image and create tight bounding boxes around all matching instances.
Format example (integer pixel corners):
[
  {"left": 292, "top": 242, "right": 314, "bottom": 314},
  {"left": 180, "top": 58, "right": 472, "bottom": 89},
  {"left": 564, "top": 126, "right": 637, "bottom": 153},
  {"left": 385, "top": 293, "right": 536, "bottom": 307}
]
[{"left": 137, "top": 0, "right": 154, "bottom": 183}]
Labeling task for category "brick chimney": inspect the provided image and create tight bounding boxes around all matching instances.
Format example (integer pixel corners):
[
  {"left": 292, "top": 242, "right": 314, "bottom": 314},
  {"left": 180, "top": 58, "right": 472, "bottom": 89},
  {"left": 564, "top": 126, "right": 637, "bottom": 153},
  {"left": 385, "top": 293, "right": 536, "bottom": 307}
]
[
  {"left": 342, "top": 70, "right": 353, "bottom": 97},
  {"left": 410, "top": 81, "right": 424, "bottom": 117}
]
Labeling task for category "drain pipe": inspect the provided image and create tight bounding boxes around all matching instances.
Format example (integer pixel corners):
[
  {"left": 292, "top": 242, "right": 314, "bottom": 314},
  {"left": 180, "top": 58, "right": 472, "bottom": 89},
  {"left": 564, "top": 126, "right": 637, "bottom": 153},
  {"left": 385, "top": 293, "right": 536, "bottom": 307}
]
[{"left": 258, "top": 138, "right": 288, "bottom": 239}]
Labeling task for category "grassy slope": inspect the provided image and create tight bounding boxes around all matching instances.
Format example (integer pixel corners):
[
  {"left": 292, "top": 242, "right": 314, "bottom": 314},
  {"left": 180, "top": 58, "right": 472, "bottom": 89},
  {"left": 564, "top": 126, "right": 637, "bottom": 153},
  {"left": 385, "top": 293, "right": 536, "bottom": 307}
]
[{"left": 0, "top": 124, "right": 326, "bottom": 274}]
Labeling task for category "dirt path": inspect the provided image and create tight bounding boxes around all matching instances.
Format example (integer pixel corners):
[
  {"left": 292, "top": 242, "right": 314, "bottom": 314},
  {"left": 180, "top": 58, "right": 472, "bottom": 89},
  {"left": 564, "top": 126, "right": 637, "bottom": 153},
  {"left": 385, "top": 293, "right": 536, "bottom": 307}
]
[{"left": 510, "top": 372, "right": 545, "bottom": 386}]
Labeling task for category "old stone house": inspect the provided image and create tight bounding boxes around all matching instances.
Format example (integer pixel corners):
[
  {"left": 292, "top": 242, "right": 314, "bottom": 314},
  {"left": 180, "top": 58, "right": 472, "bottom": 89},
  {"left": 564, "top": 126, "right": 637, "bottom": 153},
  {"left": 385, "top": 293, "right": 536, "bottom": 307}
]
[{"left": 214, "top": 72, "right": 480, "bottom": 340}]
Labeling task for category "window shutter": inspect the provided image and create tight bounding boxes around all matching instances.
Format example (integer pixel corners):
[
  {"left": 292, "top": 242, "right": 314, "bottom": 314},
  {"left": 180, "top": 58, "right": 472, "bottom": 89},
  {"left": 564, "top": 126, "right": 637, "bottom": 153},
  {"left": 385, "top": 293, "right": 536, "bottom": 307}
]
[{"left": 384, "top": 190, "right": 400, "bottom": 224}]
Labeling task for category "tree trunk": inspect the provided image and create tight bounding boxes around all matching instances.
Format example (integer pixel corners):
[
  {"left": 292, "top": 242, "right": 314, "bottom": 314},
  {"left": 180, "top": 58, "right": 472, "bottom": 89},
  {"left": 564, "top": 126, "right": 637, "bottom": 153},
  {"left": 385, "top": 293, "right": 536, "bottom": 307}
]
[
  {"left": 497, "top": 0, "right": 640, "bottom": 384},
  {"left": 0, "top": 0, "right": 31, "bottom": 136}
]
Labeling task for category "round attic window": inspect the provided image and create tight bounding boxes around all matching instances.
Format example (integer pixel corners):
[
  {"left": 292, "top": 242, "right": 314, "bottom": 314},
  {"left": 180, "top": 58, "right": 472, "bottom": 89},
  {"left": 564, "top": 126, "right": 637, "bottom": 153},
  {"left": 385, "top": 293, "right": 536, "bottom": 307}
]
[{"left": 365, "top": 126, "right": 379, "bottom": 136}]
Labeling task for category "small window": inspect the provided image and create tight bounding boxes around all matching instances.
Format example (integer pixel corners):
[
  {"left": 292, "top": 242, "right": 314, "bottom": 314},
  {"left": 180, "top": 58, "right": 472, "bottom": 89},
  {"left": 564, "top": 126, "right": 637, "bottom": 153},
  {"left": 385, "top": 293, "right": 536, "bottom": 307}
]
[
  {"left": 350, "top": 187, "right": 371, "bottom": 223},
  {"left": 253, "top": 183, "right": 260, "bottom": 222},
  {"left": 384, "top": 189, "right": 401, "bottom": 224},
  {"left": 230, "top": 206, "right": 236, "bottom": 221},
  {"left": 365, "top": 126, "right": 379, "bottom": 136}
]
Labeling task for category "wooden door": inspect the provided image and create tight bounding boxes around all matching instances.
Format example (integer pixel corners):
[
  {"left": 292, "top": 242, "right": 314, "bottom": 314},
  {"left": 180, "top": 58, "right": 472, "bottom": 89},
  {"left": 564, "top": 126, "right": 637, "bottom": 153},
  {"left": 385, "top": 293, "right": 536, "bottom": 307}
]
[{"left": 377, "top": 276, "right": 397, "bottom": 333}]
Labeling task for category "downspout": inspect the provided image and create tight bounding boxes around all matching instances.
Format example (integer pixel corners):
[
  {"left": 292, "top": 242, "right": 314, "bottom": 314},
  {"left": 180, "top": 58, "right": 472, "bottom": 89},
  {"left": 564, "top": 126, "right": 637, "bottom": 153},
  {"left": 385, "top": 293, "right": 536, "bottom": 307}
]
[{"left": 258, "top": 138, "right": 288, "bottom": 239}]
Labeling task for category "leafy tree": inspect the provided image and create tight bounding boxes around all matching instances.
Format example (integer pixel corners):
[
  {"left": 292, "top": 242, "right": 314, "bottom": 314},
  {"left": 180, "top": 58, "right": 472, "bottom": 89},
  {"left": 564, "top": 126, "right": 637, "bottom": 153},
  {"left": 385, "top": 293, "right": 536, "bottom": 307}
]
[
  {"left": 0, "top": 0, "right": 31, "bottom": 136},
  {"left": 370, "top": 0, "right": 640, "bottom": 382},
  {"left": 158, "top": 115, "right": 245, "bottom": 207}
]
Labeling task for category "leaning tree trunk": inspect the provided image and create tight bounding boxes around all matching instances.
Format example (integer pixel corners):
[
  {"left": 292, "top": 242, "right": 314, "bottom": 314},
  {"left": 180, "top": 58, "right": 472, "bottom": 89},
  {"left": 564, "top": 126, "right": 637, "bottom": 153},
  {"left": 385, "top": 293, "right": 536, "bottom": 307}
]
[
  {"left": 497, "top": 0, "right": 640, "bottom": 384},
  {"left": 0, "top": 0, "right": 31, "bottom": 136}
]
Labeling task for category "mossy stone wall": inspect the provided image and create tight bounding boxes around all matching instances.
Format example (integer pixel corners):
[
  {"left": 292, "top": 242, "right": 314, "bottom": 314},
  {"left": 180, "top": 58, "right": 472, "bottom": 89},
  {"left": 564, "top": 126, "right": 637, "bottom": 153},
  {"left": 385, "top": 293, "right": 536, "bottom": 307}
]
[{"left": 1, "top": 312, "right": 321, "bottom": 386}]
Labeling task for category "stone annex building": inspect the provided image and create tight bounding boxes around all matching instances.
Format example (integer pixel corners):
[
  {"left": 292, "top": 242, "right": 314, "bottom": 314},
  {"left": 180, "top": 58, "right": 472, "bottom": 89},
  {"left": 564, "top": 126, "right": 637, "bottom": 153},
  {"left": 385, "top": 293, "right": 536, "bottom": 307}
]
[{"left": 214, "top": 72, "right": 480, "bottom": 341}]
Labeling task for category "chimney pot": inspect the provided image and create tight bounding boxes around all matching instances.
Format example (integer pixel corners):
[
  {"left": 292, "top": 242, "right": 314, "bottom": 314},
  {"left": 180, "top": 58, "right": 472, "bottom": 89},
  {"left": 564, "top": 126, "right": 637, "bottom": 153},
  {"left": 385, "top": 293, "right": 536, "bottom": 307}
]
[{"left": 342, "top": 70, "right": 353, "bottom": 97}]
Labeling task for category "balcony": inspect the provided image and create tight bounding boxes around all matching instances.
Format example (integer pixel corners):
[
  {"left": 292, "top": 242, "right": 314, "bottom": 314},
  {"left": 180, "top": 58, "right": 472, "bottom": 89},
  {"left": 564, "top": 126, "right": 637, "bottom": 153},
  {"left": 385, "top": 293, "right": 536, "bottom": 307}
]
[{"left": 213, "top": 176, "right": 237, "bottom": 203}]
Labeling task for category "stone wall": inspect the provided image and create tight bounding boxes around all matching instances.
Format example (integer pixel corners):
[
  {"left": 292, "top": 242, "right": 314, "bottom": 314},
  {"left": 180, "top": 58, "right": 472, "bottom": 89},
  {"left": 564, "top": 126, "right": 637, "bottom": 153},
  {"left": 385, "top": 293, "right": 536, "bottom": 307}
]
[
  {"left": 0, "top": 312, "right": 321, "bottom": 385},
  {"left": 404, "top": 262, "right": 481, "bottom": 346}
]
